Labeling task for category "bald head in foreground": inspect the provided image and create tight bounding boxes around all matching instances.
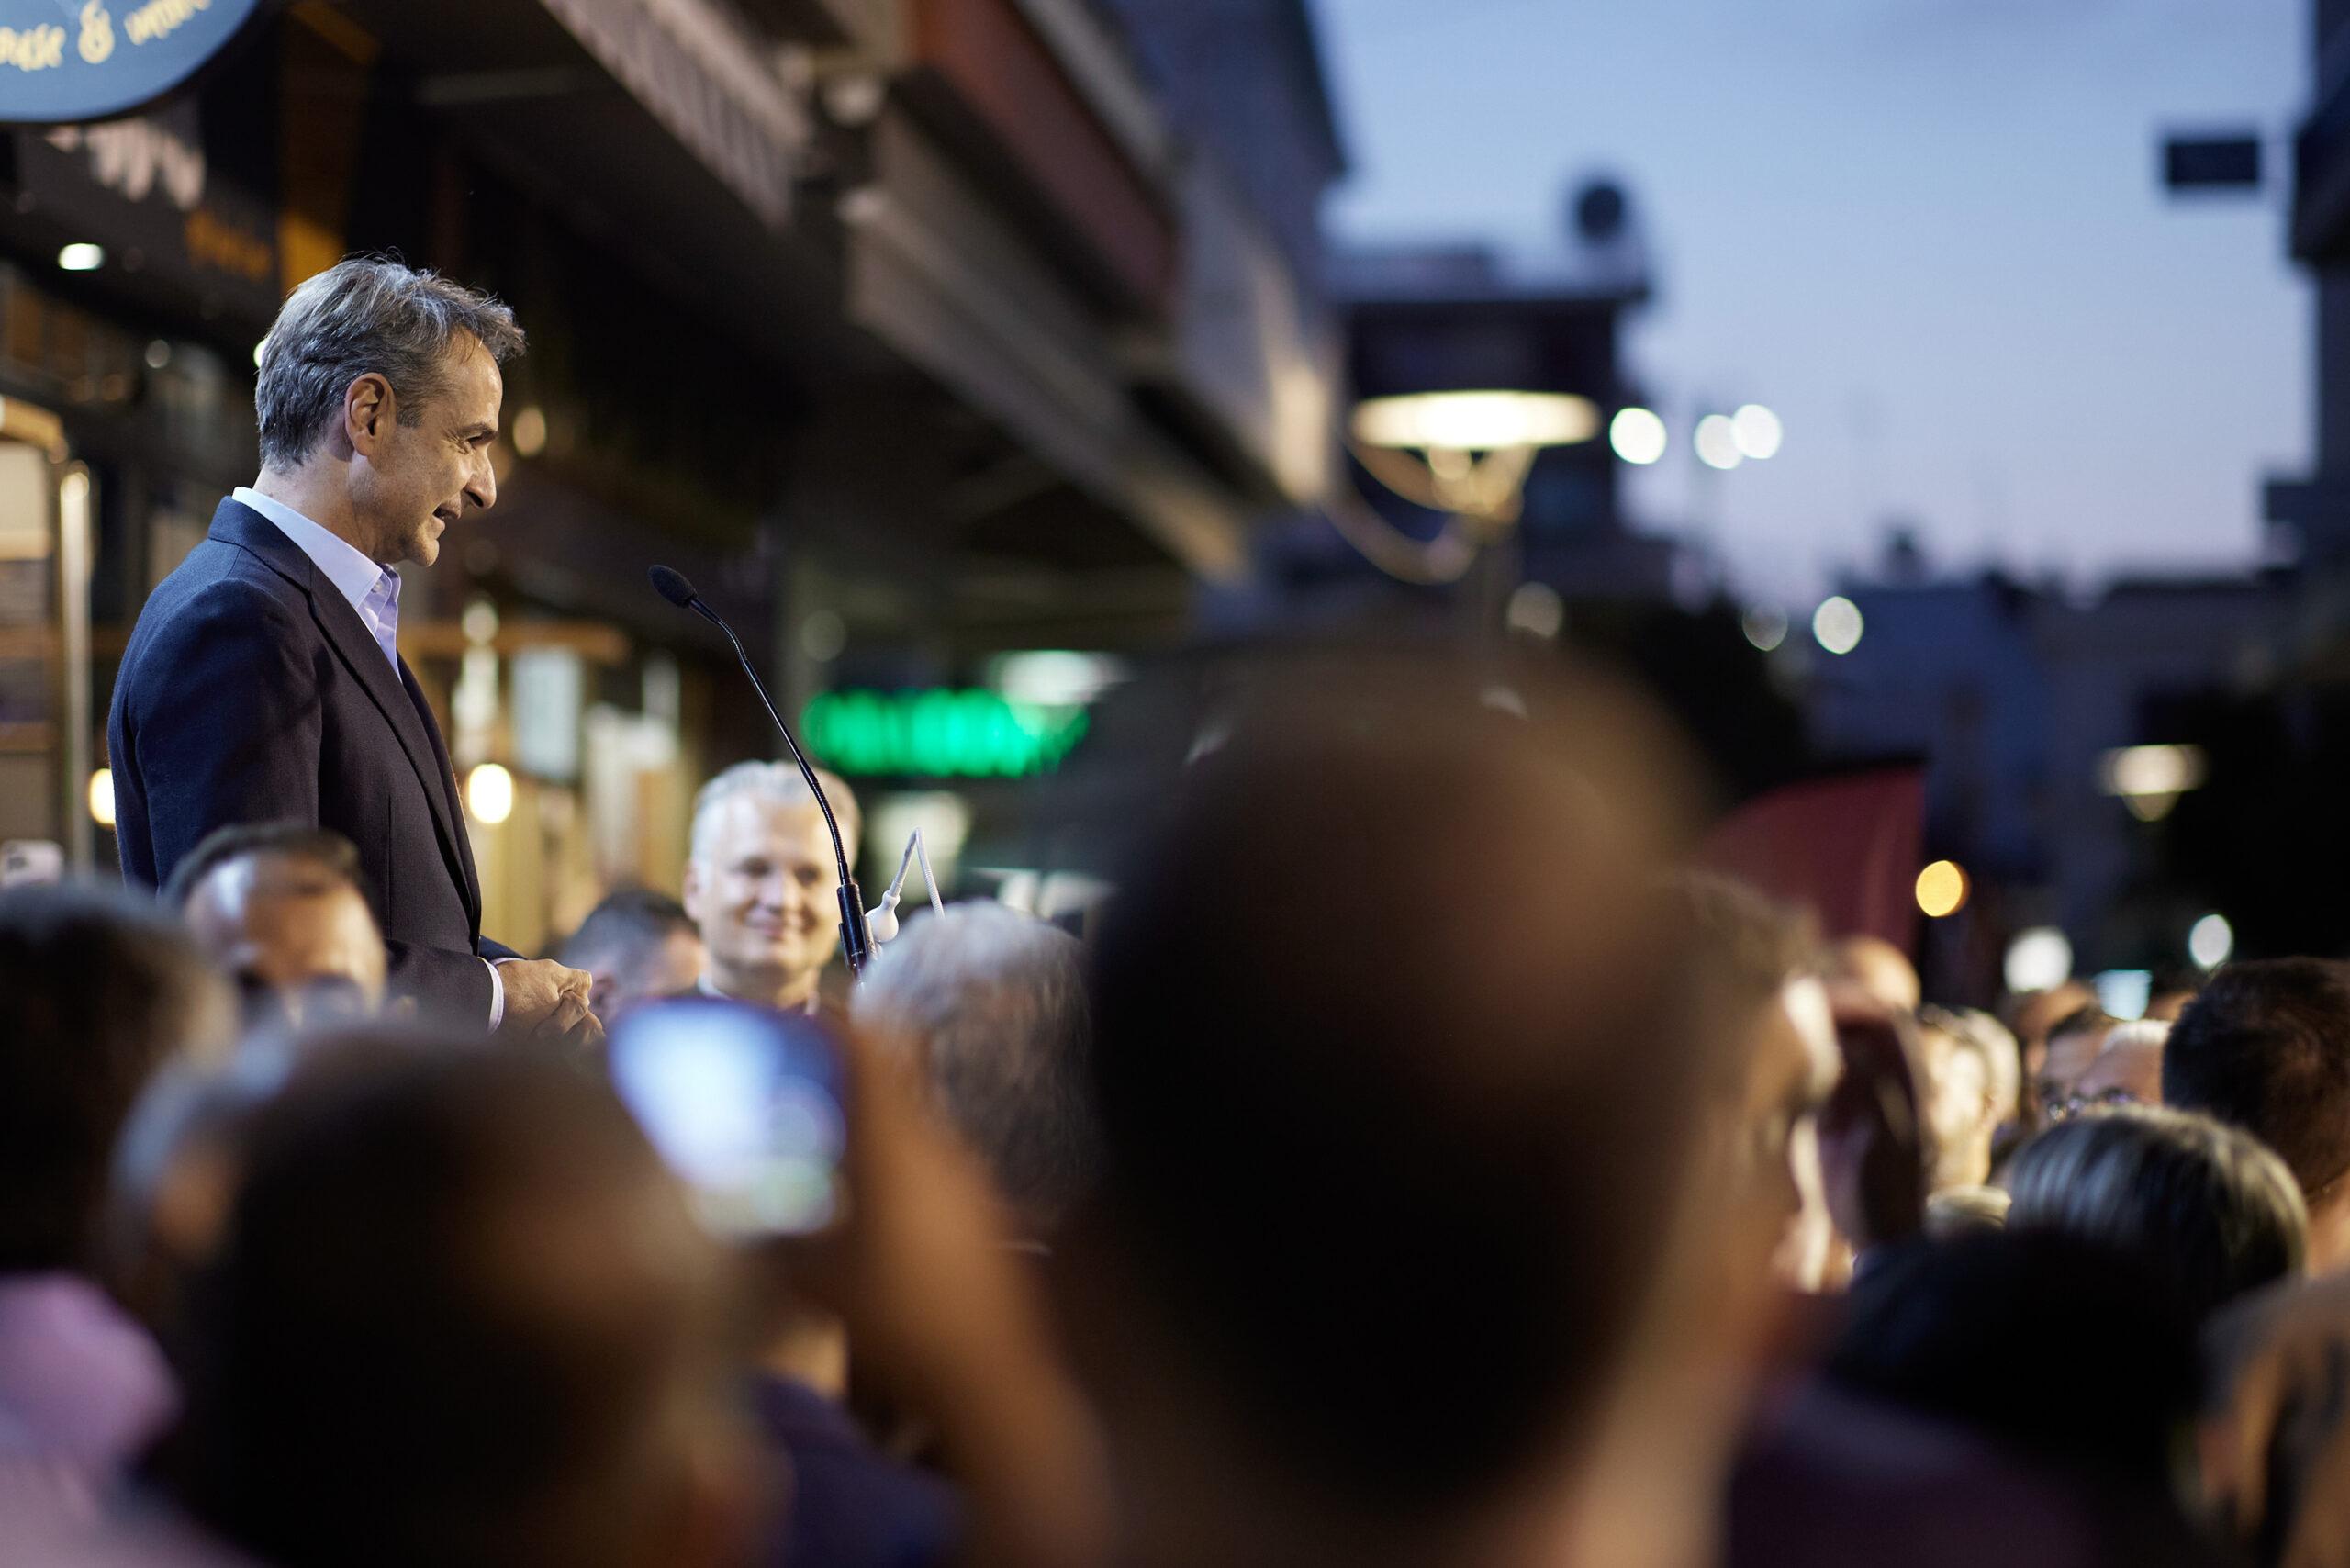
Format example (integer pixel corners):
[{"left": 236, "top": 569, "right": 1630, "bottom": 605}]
[
  {"left": 169, "top": 1040, "right": 749, "bottom": 1568},
  {"left": 1066, "top": 654, "right": 1737, "bottom": 1568}
]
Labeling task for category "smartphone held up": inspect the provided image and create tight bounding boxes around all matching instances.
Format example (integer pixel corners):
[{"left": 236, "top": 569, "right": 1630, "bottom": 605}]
[{"left": 607, "top": 997, "right": 849, "bottom": 1238}]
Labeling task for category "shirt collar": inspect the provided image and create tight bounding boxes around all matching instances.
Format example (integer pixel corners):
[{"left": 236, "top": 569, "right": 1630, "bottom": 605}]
[
  {"left": 232, "top": 487, "right": 390, "bottom": 621},
  {"left": 697, "top": 970, "right": 822, "bottom": 1014}
]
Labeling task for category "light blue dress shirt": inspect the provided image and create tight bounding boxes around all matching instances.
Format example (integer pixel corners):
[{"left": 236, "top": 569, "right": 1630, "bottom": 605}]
[
  {"left": 231, "top": 487, "right": 401, "bottom": 669},
  {"left": 229, "top": 487, "right": 507, "bottom": 1025}
]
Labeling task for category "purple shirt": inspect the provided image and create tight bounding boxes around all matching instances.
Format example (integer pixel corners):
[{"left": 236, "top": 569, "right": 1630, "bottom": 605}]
[{"left": 0, "top": 1274, "right": 177, "bottom": 1519}]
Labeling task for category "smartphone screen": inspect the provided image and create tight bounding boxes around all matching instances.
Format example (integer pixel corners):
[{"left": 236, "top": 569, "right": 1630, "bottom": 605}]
[{"left": 608, "top": 998, "right": 847, "bottom": 1238}]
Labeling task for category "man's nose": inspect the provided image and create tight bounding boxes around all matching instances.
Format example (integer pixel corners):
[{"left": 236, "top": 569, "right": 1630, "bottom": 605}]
[{"left": 466, "top": 451, "right": 497, "bottom": 512}]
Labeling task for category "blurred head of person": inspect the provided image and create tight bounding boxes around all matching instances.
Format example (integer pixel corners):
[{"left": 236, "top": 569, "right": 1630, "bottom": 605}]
[
  {"left": 1917, "top": 1006, "right": 2022, "bottom": 1190},
  {"left": 560, "top": 888, "right": 707, "bottom": 1027},
  {"left": 2005, "top": 979, "right": 2098, "bottom": 1086},
  {"left": 1817, "top": 1008, "right": 1934, "bottom": 1262},
  {"left": 171, "top": 1035, "right": 749, "bottom": 1568},
  {"left": 1074, "top": 655, "right": 1724, "bottom": 1564},
  {"left": 2165, "top": 958, "right": 2350, "bottom": 1273},
  {"left": 1673, "top": 873, "right": 1838, "bottom": 1294},
  {"left": 0, "top": 885, "right": 235, "bottom": 1498},
  {"left": 853, "top": 902, "right": 1099, "bottom": 1237},
  {"left": 682, "top": 762, "right": 859, "bottom": 1014},
  {"left": 0, "top": 883, "right": 236, "bottom": 1280},
  {"left": 2065, "top": 1019, "right": 2167, "bottom": 1113},
  {"left": 1822, "top": 1229, "right": 2201, "bottom": 1499},
  {"left": 106, "top": 1044, "right": 297, "bottom": 1350},
  {"left": 2006, "top": 1105, "right": 2305, "bottom": 1326},
  {"left": 1825, "top": 934, "right": 1920, "bottom": 1015},
  {"left": 2039, "top": 1002, "right": 2120, "bottom": 1109},
  {"left": 167, "top": 823, "right": 387, "bottom": 1034}
]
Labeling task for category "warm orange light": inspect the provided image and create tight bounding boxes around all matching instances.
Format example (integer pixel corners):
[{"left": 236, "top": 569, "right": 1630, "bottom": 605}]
[{"left": 1916, "top": 859, "right": 1968, "bottom": 918}]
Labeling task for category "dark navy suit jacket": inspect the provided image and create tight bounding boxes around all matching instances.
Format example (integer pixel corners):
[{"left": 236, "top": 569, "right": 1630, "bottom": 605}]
[{"left": 107, "top": 498, "right": 509, "bottom": 1025}]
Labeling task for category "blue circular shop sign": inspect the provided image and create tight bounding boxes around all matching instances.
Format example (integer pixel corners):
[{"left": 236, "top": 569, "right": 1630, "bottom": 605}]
[{"left": 0, "top": 0, "right": 268, "bottom": 125}]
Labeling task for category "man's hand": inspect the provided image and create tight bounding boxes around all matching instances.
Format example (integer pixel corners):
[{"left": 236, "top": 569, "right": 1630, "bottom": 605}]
[
  {"left": 497, "top": 958, "right": 600, "bottom": 1048},
  {"left": 771, "top": 1022, "right": 1112, "bottom": 1568}
]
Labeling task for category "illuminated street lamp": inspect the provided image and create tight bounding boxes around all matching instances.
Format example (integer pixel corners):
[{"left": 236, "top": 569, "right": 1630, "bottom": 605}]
[
  {"left": 1352, "top": 390, "right": 1598, "bottom": 453},
  {"left": 1348, "top": 390, "right": 1597, "bottom": 521},
  {"left": 2098, "top": 744, "right": 2207, "bottom": 822},
  {"left": 1336, "top": 389, "right": 1603, "bottom": 583}
]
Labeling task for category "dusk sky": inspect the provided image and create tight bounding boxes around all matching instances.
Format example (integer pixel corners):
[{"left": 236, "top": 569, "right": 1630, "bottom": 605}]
[{"left": 1312, "top": 0, "right": 2306, "bottom": 605}]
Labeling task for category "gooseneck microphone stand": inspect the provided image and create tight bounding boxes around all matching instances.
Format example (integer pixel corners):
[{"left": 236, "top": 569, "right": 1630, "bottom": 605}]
[{"left": 648, "top": 566, "right": 873, "bottom": 979}]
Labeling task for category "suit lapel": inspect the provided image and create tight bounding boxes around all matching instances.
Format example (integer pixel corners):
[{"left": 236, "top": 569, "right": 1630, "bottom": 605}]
[
  {"left": 207, "top": 500, "right": 479, "bottom": 935},
  {"left": 401, "top": 655, "right": 484, "bottom": 928}
]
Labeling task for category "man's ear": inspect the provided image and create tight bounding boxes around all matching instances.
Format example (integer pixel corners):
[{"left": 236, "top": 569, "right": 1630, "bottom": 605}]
[
  {"left": 679, "top": 859, "right": 705, "bottom": 923},
  {"left": 344, "top": 372, "right": 395, "bottom": 455}
]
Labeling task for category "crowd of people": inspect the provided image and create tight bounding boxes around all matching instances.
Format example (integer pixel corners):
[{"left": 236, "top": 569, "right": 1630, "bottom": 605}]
[{"left": 12, "top": 652, "right": 2350, "bottom": 1567}]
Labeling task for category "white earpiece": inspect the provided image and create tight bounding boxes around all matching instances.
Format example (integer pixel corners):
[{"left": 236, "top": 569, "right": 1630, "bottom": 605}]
[{"left": 865, "top": 829, "right": 944, "bottom": 946}]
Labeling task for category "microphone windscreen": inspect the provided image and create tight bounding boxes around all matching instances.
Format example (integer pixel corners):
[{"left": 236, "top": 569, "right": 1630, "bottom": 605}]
[{"left": 648, "top": 565, "right": 699, "bottom": 608}]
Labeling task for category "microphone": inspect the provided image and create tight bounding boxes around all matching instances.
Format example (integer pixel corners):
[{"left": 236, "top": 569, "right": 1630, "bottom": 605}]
[{"left": 647, "top": 566, "right": 874, "bottom": 978}]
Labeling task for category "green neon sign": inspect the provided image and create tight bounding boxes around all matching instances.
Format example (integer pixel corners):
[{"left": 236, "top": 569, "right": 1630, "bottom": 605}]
[{"left": 801, "top": 689, "right": 1091, "bottom": 778}]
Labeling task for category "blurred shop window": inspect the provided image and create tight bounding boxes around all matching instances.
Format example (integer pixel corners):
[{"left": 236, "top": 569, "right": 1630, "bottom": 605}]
[
  {"left": 0, "top": 266, "right": 142, "bottom": 409},
  {"left": 865, "top": 792, "right": 972, "bottom": 896},
  {"left": 513, "top": 648, "right": 584, "bottom": 783},
  {"left": 585, "top": 672, "right": 687, "bottom": 895},
  {"left": 0, "top": 443, "right": 56, "bottom": 845},
  {"left": 0, "top": 841, "right": 64, "bottom": 886}
]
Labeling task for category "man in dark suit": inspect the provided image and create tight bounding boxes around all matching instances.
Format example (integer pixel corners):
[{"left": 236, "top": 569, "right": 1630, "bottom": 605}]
[{"left": 108, "top": 257, "right": 592, "bottom": 1037}]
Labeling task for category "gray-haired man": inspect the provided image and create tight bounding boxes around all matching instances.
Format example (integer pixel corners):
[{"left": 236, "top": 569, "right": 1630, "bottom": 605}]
[
  {"left": 107, "top": 257, "right": 592, "bottom": 1039},
  {"left": 682, "top": 760, "right": 860, "bottom": 1017},
  {"left": 853, "top": 902, "right": 1101, "bottom": 1235}
]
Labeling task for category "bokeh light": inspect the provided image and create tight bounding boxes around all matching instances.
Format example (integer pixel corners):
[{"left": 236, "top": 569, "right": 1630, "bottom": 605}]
[
  {"left": 2095, "top": 969, "right": 2152, "bottom": 1023},
  {"left": 2004, "top": 927, "right": 2074, "bottom": 993},
  {"left": 1915, "top": 859, "right": 1968, "bottom": 918},
  {"left": 1732, "top": 403, "right": 1784, "bottom": 460},
  {"left": 1812, "top": 596, "right": 1863, "bottom": 655},
  {"left": 2189, "top": 913, "right": 2234, "bottom": 969},
  {"left": 87, "top": 768, "right": 115, "bottom": 829},
  {"left": 1609, "top": 406, "right": 1669, "bottom": 465},
  {"left": 1694, "top": 414, "right": 1743, "bottom": 470},
  {"left": 466, "top": 762, "right": 515, "bottom": 825},
  {"left": 1741, "top": 607, "right": 1788, "bottom": 652},
  {"left": 1505, "top": 581, "right": 1566, "bottom": 638}
]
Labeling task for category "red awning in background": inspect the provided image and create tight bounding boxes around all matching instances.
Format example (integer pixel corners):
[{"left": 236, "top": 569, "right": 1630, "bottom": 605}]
[{"left": 1701, "top": 764, "right": 1927, "bottom": 953}]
